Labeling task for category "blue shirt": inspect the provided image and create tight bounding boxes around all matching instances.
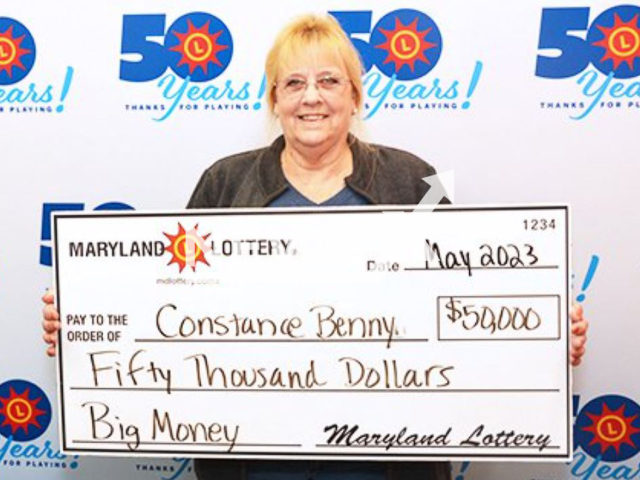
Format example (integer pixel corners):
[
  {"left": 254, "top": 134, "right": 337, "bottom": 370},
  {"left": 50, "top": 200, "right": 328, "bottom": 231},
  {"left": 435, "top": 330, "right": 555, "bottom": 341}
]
[{"left": 268, "top": 184, "right": 370, "bottom": 208}]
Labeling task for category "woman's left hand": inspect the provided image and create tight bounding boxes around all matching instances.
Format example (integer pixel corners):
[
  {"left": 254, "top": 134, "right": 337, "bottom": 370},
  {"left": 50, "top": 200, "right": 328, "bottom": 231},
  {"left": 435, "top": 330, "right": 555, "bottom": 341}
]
[{"left": 570, "top": 304, "right": 588, "bottom": 367}]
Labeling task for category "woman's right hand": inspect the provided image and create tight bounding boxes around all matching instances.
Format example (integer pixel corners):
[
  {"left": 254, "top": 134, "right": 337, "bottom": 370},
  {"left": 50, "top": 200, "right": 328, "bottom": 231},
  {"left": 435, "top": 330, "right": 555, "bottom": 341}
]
[{"left": 42, "top": 289, "right": 60, "bottom": 357}]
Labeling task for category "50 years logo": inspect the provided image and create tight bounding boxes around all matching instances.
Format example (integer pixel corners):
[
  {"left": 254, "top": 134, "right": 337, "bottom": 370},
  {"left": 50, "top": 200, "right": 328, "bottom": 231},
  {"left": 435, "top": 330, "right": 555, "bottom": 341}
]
[
  {"left": 119, "top": 12, "right": 255, "bottom": 122},
  {"left": 331, "top": 9, "right": 482, "bottom": 118},
  {"left": 536, "top": 5, "right": 640, "bottom": 119},
  {"left": 0, "top": 379, "right": 79, "bottom": 471},
  {"left": 0, "top": 17, "right": 73, "bottom": 114}
]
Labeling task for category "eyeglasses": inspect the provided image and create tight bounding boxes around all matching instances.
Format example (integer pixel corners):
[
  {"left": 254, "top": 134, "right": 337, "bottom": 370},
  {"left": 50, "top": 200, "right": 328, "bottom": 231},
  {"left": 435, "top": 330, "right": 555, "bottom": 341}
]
[{"left": 276, "top": 75, "right": 351, "bottom": 99}]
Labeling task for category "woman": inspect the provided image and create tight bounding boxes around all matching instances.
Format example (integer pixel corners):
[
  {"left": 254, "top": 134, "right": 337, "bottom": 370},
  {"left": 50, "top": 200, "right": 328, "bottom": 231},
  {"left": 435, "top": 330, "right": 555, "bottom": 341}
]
[{"left": 43, "top": 13, "right": 588, "bottom": 480}]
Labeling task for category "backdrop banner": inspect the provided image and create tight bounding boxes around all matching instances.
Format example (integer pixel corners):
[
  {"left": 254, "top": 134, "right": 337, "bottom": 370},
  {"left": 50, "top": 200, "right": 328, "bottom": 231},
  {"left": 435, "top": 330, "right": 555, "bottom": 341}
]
[{"left": 1, "top": 1, "right": 637, "bottom": 480}]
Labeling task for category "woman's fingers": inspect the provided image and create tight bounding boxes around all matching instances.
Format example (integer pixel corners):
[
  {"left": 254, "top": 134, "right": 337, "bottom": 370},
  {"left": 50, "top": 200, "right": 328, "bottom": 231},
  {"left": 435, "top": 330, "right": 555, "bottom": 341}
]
[
  {"left": 42, "top": 289, "right": 60, "bottom": 356},
  {"left": 42, "top": 289, "right": 55, "bottom": 304},
  {"left": 42, "top": 330, "right": 58, "bottom": 345},
  {"left": 43, "top": 303, "right": 59, "bottom": 321},
  {"left": 570, "top": 303, "right": 583, "bottom": 319},
  {"left": 569, "top": 303, "right": 588, "bottom": 367},
  {"left": 42, "top": 317, "right": 60, "bottom": 333},
  {"left": 571, "top": 333, "right": 586, "bottom": 349},
  {"left": 572, "top": 319, "right": 588, "bottom": 336}
]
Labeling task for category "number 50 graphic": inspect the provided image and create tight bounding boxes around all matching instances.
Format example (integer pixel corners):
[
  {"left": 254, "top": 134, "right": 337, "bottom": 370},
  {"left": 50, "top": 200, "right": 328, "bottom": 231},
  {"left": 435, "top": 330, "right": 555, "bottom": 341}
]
[
  {"left": 330, "top": 9, "right": 442, "bottom": 81},
  {"left": 536, "top": 5, "right": 640, "bottom": 79},
  {"left": 120, "top": 12, "right": 233, "bottom": 83}
]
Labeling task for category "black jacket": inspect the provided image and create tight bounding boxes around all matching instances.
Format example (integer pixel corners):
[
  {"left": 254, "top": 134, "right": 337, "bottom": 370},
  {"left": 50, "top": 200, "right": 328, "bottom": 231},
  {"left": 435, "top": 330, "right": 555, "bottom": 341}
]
[{"left": 188, "top": 135, "right": 445, "bottom": 209}]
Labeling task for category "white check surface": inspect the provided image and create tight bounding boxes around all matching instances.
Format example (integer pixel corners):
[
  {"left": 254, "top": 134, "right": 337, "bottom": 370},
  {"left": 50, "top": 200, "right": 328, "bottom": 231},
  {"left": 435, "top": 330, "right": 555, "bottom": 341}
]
[{"left": 54, "top": 206, "right": 571, "bottom": 461}]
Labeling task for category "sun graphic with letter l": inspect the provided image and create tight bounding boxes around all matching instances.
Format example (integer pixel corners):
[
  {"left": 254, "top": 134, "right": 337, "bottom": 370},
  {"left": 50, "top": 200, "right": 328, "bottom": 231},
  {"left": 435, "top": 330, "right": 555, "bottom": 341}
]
[
  {"left": 575, "top": 395, "right": 640, "bottom": 461},
  {"left": 0, "top": 23, "right": 31, "bottom": 79},
  {"left": 169, "top": 19, "right": 229, "bottom": 75},
  {"left": 163, "top": 223, "right": 211, "bottom": 272},
  {"left": 0, "top": 380, "right": 52, "bottom": 441},
  {"left": 593, "top": 13, "right": 640, "bottom": 71},
  {"left": 582, "top": 401, "right": 640, "bottom": 455},
  {"left": 375, "top": 17, "right": 437, "bottom": 73}
]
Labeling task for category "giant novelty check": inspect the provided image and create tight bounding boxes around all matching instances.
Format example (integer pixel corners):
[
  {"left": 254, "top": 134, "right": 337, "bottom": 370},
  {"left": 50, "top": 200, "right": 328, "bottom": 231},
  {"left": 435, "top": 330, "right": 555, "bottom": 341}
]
[{"left": 53, "top": 206, "right": 571, "bottom": 461}]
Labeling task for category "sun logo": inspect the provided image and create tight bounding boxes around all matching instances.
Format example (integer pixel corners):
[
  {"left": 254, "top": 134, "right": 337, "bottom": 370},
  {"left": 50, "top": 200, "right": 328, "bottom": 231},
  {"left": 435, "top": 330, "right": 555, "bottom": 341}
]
[
  {"left": 163, "top": 223, "right": 211, "bottom": 272},
  {"left": 374, "top": 17, "right": 438, "bottom": 73},
  {"left": 0, "top": 24, "right": 32, "bottom": 79},
  {"left": 581, "top": 401, "right": 640, "bottom": 455},
  {"left": 168, "top": 19, "right": 229, "bottom": 75},
  {"left": 592, "top": 13, "right": 640, "bottom": 71},
  {"left": 0, "top": 386, "right": 47, "bottom": 436}
]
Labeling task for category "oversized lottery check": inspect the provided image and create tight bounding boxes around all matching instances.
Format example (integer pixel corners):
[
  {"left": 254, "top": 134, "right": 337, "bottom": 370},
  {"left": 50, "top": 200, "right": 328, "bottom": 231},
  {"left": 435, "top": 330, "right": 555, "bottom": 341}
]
[{"left": 53, "top": 206, "right": 571, "bottom": 461}]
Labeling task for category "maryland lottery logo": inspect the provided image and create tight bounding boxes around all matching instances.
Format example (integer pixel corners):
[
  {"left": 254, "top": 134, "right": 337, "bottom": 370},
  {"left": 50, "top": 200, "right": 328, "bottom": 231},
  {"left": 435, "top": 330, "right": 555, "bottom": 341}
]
[
  {"left": 159, "top": 222, "right": 296, "bottom": 277},
  {"left": 330, "top": 9, "right": 482, "bottom": 118},
  {"left": 0, "top": 17, "right": 74, "bottom": 115},
  {"left": 163, "top": 223, "right": 211, "bottom": 272},
  {"left": 536, "top": 5, "right": 640, "bottom": 119}
]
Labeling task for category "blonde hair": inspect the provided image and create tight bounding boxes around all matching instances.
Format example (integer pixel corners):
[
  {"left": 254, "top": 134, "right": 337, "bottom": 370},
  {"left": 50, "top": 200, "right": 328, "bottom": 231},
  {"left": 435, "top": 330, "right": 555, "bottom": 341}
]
[{"left": 265, "top": 14, "right": 364, "bottom": 113}]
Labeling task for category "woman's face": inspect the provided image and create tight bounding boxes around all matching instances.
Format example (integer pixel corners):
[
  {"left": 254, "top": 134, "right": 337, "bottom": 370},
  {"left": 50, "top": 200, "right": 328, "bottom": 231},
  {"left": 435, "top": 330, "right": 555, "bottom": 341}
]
[{"left": 273, "top": 50, "right": 355, "bottom": 154}]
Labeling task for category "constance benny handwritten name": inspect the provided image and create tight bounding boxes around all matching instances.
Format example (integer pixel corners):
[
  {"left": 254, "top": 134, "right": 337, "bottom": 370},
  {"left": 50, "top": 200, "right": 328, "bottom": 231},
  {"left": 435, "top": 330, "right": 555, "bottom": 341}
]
[{"left": 156, "top": 303, "right": 401, "bottom": 346}]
